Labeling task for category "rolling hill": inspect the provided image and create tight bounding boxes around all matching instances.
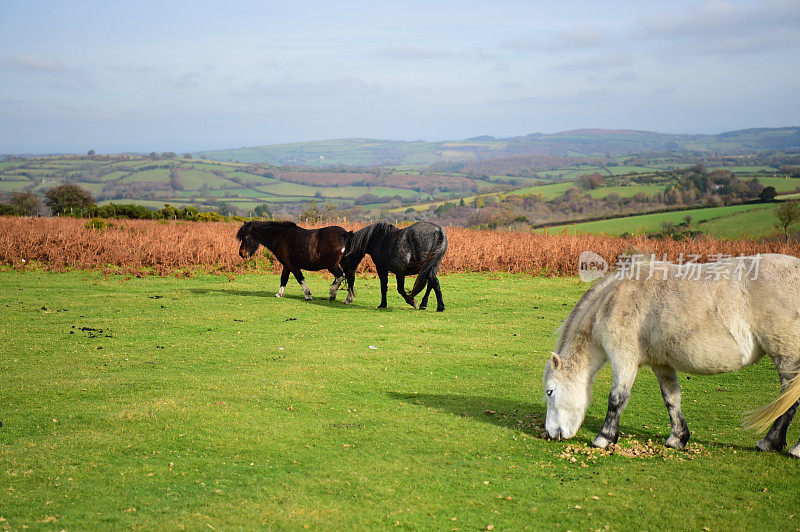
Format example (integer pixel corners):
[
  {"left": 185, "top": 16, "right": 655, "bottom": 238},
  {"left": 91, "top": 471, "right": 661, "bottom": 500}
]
[
  {"left": 0, "top": 155, "right": 501, "bottom": 214},
  {"left": 194, "top": 127, "right": 800, "bottom": 166}
]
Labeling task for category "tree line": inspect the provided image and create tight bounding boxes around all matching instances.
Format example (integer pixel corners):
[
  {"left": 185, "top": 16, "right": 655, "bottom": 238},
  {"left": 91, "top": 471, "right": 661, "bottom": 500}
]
[{"left": 0, "top": 183, "right": 273, "bottom": 221}]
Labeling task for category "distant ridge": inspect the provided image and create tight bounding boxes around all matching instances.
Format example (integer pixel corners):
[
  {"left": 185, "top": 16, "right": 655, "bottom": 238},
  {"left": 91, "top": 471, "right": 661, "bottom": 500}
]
[{"left": 193, "top": 127, "right": 800, "bottom": 166}]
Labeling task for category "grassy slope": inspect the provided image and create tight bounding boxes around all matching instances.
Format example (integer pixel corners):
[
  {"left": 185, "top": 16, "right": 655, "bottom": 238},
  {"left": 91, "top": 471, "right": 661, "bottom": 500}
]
[
  {"left": 757, "top": 176, "right": 800, "bottom": 194},
  {"left": 1, "top": 272, "right": 798, "bottom": 529},
  {"left": 511, "top": 182, "right": 666, "bottom": 200},
  {"left": 389, "top": 181, "right": 668, "bottom": 213},
  {"left": 542, "top": 203, "right": 776, "bottom": 238}
]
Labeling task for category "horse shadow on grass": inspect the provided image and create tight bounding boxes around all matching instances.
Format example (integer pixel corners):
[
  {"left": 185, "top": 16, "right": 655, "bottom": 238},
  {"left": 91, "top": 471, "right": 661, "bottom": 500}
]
[
  {"left": 386, "top": 392, "right": 548, "bottom": 438},
  {"left": 384, "top": 391, "right": 754, "bottom": 452},
  {"left": 385, "top": 391, "right": 618, "bottom": 443},
  {"left": 188, "top": 287, "right": 404, "bottom": 311}
]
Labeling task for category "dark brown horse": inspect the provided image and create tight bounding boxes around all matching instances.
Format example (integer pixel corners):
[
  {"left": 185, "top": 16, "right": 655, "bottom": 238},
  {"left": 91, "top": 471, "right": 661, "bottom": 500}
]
[{"left": 236, "top": 221, "right": 351, "bottom": 301}]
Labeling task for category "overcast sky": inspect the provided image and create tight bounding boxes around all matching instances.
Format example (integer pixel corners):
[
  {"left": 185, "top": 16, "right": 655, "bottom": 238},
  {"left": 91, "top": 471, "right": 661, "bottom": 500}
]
[{"left": 1, "top": 0, "right": 799, "bottom": 154}]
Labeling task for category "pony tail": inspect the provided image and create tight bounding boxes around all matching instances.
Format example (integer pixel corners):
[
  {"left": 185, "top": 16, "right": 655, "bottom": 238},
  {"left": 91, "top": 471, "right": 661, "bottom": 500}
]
[
  {"left": 742, "top": 372, "right": 800, "bottom": 433},
  {"left": 409, "top": 229, "right": 447, "bottom": 298}
]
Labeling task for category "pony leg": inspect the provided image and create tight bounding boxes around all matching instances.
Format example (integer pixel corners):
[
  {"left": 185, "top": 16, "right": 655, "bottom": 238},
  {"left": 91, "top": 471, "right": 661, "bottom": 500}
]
[
  {"left": 344, "top": 268, "right": 355, "bottom": 305},
  {"left": 757, "top": 399, "right": 799, "bottom": 453},
  {"left": 418, "top": 285, "right": 433, "bottom": 310},
  {"left": 789, "top": 441, "right": 800, "bottom": 458},
  {"left": 593, "top": 362, "right": 638, "bottom": 449},
  {"left": 430, "top": 275, "right": 445, "bottom": 312},
  {"left": 377, "top": 267, "right": 389, "bottom": 308},
  {"left": 292, "top": 270, "right": 312, "bottom": 300},
  {"left": 329, "top": 265, "right": 344, "bottom": 302},
  {"left": 396, "top": 275, "right": 417, "bottom": 309},
  {"left": 756, "top": 373, "right": 799, "bottom": 453},
  {"left": 652, "top": 366, "right": 690, "bottom": 448},
  {"left": 276, "top": 267, "right": 290, "bottom": 297}
]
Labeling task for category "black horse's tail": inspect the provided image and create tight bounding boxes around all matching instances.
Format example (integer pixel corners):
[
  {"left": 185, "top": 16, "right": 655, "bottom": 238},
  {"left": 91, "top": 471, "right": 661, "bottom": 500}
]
[{"left": 409, "top": 229, "right": 447, "bottom": 298}]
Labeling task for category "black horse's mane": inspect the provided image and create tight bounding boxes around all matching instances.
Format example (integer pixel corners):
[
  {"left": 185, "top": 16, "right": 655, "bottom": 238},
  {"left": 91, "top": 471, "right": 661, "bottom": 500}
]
[
  {"left": 236, "top": 220, "right": 297, "bottom": 241},
  {"left": 346, "top": 221, "right": 396, "bottom": 257}
]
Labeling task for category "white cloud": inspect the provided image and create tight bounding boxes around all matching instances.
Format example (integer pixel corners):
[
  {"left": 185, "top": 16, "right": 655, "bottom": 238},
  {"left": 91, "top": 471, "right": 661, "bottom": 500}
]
[
  {"left": 380, "top": 45, "right": 453, "bottom": 60},
  {"left": 637, "top": 0, "right": 800, "bottom": 55},
  {"left": 169, "top": 71, "right": 203, "bottom": 89},
  {"left": 502, "top": 26, "right": 612, "bottom": 52},
  {"left": 232, "top": 75, "right": 390, "bottom": 100},
  {"left": 1, "top": 54, "right": 71, "bottom": 74},
  {"left": 553, "top": 52, "right": 633, "bottom": 71}
]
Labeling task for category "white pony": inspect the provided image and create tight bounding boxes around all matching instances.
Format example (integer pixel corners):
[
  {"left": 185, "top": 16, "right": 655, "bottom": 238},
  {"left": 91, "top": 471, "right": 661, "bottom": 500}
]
[{"left": 543, "top": 253, "right": 800, "bottom": 457}]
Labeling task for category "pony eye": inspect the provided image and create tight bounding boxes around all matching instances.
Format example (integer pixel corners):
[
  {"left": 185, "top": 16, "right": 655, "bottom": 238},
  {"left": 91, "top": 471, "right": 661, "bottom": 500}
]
[{"left": 546, "top": 390, "right": 553, "bottom": 397}]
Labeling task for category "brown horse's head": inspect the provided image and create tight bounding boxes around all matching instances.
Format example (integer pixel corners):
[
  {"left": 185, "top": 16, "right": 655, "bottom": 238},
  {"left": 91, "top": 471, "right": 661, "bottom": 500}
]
[{"left": 236, "top": 221, "right": 259, "bottom": 258}]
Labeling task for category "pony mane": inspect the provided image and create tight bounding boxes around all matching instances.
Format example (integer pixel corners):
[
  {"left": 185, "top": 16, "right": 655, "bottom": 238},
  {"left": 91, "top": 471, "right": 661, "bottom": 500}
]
[
  {"left": 235, "top": 222, "right": 252, "bottom": 241},
  {"left": 236, "top": 220, "right": 296, "bottom": 241},
  {"left": 346, "top": 221, "right": 395, "bottom": 257},
  {"left": 555, "top": 271, "right": 620, "bottom": 353}
]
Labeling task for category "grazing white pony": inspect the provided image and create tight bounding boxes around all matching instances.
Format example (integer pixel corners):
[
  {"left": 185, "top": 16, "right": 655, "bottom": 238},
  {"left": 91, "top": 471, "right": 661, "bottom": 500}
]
[{"left": 543, "top": 253, "right": 800, "bottom": 457}]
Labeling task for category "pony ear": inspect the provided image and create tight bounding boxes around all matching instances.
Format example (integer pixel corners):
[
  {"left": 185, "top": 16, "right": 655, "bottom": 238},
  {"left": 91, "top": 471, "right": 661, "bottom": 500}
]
[{"left": 550, "top": 352, "right": 562, "bottom": 371}]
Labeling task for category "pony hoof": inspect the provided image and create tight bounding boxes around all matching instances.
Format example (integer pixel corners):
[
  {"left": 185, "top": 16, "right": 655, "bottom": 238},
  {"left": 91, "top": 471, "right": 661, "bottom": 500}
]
[
  {"left": 304, "top": 295, "right": 313, "bottom": 301},
  {"left": 592, "top": 434, "right": 611, "bottom": 449},
  {"left": 418, "top": 305, "right": 427, "bottom": 310},
  {"left": 377, "top": 304, "right": 387, "bottom": 309},
  {"left": 275, "top": 292, "right": 284, "bottom": 298},
  {"left": 788, "top": 443, "right": 800, "bottom": 458},
  {"left": 665, "top": 435, "right": 686, "bottom": 449},
  {"left": 436, "top": 306, "right": 445, "bottom": 312},
  {"left": 410, "top": 299, "right": 418, "bottom": 309},
  {"left": 344, "top": 297, "right": 354, "bottom": 305},
  {"left": 755, "top": 437, "right": 784, "bottom": 453}
]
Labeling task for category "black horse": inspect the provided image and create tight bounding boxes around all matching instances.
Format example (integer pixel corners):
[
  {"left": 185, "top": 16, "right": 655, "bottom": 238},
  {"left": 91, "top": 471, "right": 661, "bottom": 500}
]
[
  {"left": 345, "top": 221, "right": 447, "bottom": 311},
  {"left": 236, "top": 221, "right": 351, "bottom": 301}
]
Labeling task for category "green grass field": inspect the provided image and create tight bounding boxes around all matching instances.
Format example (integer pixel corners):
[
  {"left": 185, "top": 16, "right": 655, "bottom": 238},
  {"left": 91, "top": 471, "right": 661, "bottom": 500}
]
[
  {"left": 757, "top": 177, "right": 800, "bottom": 194},
  {"left": 390, "top": 181, "right": 668, "bottom": 213},
  {"left": 511, "top": 182, "right": 666, "bottom": 200},
  {"left": 120, "top": 168, "right": 171, "bottom": 184},
  {"left": 175, "top": 169, "right": 236, "bottom": 190},
  {"left": 542, "top": 203, "right": 778, "bottom": 239},
  {"left": 1, "top": 271, "right": 798, "bottom": 529},
  {"left": 257, "top": 182, "right": 416, "bottom": 200}
]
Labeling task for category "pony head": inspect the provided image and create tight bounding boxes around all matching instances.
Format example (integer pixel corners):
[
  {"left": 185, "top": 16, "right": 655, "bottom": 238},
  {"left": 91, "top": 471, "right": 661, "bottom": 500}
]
[
  {"left": 543, "top": 352, "right": 591, "bottom": 440},
  {"left": 236, "top": 221, "right": 259, "bottom": 258}
]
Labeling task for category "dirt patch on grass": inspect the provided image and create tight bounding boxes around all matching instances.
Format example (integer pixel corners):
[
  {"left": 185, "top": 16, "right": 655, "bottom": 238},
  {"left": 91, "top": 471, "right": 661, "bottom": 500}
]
[{"left": 557, "top": 436, "right": 708, "bottom": 462}]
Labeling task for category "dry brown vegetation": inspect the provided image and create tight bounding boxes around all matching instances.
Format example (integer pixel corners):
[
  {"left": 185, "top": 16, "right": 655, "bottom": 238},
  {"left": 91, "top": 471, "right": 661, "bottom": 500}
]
[{"left": 2, "top": 216, "right": 800, "bottom": 277}]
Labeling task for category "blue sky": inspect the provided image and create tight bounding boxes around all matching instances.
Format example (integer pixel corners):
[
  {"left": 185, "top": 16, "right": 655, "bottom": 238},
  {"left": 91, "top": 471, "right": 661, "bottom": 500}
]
[{"left": 1, "top": 0, "right": 798, "bottom": 153}]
